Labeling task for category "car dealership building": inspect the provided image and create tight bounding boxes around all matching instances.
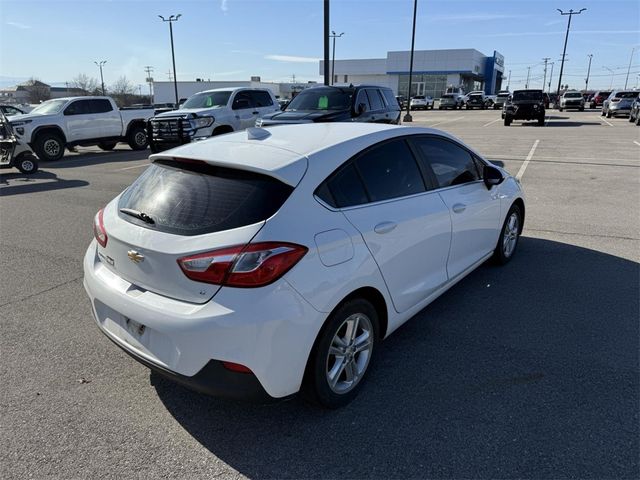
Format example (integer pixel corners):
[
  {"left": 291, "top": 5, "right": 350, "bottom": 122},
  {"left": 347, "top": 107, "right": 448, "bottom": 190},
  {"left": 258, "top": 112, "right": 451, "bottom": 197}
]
[{"left": 320, "top": 48, "right": 505, "bottom": 98}]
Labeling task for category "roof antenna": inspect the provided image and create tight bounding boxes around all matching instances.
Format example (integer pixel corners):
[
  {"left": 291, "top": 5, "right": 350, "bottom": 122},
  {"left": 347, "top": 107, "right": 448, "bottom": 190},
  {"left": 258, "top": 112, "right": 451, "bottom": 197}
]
[{"left": 246, "top": 127, "right": 271, "bottom": 140}]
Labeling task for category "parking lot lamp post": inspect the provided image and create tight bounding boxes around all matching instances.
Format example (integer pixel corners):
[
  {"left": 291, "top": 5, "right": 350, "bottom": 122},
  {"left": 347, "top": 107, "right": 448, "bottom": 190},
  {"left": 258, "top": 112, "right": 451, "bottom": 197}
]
[
  {"left": 159, "top": 14, "right": 181, "bottom": 106},
  {"left": 548, "top": 62, "right": 554, "bottom": 93},
  {"left": 330, "top": 31, "right": 344, "bottom": 86},
  {"left": 507, "top": 69, "right": 511, "bottom": 91},
  {"left": 324, "top": 0, "right": 330, "bottom": 85},
  {"left": 584, "top": 54, "right": 593, "bottom": 92},
  {"left": 603, "top": 66, "right": 614, "bottom": 90},
  {"left": 624, "top": 46, "right": 637, "bottom": 89},
  {"left": 555, "top": 8, "right": 586, "bottom": 107},
  {"left": 94, "top": 60, "right": 106, "bottom": 95},
  {"left": 525, "top": 66, "right": 531, "bottom": 89},
  {"left": 403, "top": 0, "right": 418, "bottom": 123}
]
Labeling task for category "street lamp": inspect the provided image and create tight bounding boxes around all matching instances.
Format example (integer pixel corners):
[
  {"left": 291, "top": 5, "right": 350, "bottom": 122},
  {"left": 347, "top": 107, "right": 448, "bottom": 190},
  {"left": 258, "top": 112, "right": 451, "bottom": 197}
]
[
  {"left": 555, "top": 8, "right": 586, "bottom": 107},
  {"left": 94, "top": 60, "right": 106, "bottom": 95},
  {"left": 624, "top": 46, "right": 638, "bottom": 89},
  {"left": 585, "top": 54, "right": 593, "bottom": 92},
  {"left": 158, "top": 14, "right": 182, "bottom": 105},
  {"left": 329, "top": 31, "right": 344, "bottom": 85},
  {"left": 403, "top": 0, "right": 418, "bottom": 123},
  {"left": 603, "top": 66, "right": 614, "bottom": 90}
]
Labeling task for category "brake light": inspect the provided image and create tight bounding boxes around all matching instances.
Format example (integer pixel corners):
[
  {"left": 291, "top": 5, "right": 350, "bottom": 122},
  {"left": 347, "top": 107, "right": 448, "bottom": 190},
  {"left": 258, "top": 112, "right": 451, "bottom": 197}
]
[
  {"left": 177, "top": 242, "right": 308, "bottom": 287},
  {"left": 222, "top": 361, "right": 252, "bottom": 373},
  {"left": 93, "top": 208, "right": 108, "bottom": 247}
]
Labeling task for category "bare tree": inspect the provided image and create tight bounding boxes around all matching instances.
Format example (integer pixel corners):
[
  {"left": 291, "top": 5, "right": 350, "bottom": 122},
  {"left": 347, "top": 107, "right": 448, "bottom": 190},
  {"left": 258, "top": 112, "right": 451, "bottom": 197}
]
[
  {"left": 110, "top": 76, "right": 136, "bottom": 106},
  {"left": 69, "top": 74, "right": 98, "bottom": 95},
  {"left": 24, "top": 78, "right": 50, "bottom": 103}
]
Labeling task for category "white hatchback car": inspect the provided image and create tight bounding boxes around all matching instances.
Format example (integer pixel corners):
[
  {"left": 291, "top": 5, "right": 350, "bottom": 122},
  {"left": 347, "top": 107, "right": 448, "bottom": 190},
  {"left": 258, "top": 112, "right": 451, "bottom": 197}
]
[{"left": 84, "top": 123, "right": 525, "bottom": 408}]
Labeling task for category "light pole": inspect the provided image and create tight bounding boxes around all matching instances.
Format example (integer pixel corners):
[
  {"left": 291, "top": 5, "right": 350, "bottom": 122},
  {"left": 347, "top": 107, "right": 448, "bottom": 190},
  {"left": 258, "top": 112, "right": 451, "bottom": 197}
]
[
  {"left": 94, "top": 60, "right": 106, "bottom": 95},
  {"left": 584, "top": 54, "right": 593, "bottom": 92},
  {"left": 403, "top": 0, "right": 418, "bottom": 123},
  {"left": 542, "top": 58, "right": 550, "bottom": 92},
  {"left": 624, "top": 46, "right": 637, "bottom": 89},
  {"left": 330, "top": 31, "right": 344, "bottom": 85},
  {"left": 603, "top": 66, "right": 614, "bottom": 90},
  {"left": 323, "top": 0, "right": 330, "bottom": 85},
  {"left": 548, "top": 62, "right": 555, "bottom": 93},
  {"left": 525, "top": 66, "right": 531, "bottom": 89},
  {"left": 507, "top": 69, "right": 511, "bottom": 91},
  {"left": 555, "top": 8, "right": 586, "bottom": 108},
  {"left": 159, "top": 14, "right": 181, "bottom": 105}
]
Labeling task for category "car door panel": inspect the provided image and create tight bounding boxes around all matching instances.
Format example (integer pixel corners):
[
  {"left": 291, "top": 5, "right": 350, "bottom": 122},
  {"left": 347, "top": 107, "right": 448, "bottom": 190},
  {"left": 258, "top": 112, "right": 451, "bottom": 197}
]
[
  {"left": 343, "top": 193, "right": 451, "bottom": 313},
  {"left": 437, "top": 182, "right": 501, "bottom": 278},
  {"left": 64, "top": 99, "right": 97, "bottom": 141}
]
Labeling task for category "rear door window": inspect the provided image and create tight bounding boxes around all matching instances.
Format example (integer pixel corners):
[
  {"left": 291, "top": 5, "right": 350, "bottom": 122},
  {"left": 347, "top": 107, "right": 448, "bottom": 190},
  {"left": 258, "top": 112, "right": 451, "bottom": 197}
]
[
  {"left": 118, "top": 160, "right": 293, "bottom": 235},
  {"left": 354, "top": 139, "right": 425, "bottom": 202},
  {"left": 90, "top": 99, "right": 113, "bottom": 113},
  {"left": 250, "top": 90, "right": 274, "bottom": 107},
  {"left": 365, "top": 89, "right": 385, "bottom": 111}
]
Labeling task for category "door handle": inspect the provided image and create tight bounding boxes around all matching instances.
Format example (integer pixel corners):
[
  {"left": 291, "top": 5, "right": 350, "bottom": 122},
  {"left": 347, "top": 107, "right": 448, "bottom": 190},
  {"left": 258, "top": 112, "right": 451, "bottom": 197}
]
[
  {"left": 374, "top": 221, "right": 397, "bottom": 234},
  {"left": 452, "top": 203, "right": 466, "bottom": 214},
  {"left": 252, "top": 111, "right": 259, "bottom": 115}
]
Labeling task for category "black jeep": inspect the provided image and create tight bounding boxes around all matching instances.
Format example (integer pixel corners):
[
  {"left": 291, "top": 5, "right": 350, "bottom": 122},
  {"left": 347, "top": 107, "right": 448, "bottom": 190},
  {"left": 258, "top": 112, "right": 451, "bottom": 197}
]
[{"left": 503, "top": 89, "right": 545, "bottom": 126}]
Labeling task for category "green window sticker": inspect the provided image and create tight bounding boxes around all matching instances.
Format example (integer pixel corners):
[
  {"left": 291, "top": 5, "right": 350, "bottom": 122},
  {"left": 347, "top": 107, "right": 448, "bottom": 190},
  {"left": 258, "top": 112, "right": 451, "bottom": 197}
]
[{"left": 318, "top": 96, "right": 329, "bottom": 109}]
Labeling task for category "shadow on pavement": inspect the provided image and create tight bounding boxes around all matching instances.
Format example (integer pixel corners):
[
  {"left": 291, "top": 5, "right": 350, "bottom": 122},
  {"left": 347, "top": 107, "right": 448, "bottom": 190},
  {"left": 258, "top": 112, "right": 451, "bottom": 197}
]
[
  {"left": 41, "top": 148, "right": 150, "bottom": 169},
  {"left": 0, "top": 170, "right": 89, "bottom": 196},
  {"left": 152, "top": 238, "right": 639, "bottom": 479}
]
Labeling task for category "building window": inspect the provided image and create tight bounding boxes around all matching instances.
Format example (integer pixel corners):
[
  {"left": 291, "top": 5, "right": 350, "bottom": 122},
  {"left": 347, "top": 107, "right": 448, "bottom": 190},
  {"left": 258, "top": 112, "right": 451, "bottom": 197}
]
[{"left": 344, "top": 75, "right": 348, "bottom": 83}]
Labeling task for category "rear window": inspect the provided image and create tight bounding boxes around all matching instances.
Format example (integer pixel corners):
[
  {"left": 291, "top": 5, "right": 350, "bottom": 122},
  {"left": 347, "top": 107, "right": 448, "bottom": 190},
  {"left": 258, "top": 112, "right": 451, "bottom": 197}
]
[
  {"left": 564, "top": 92, "right": 582, "bottom": 98},
  {"left": 616, "top": 91, "right": 639, "bottom": 99},
  {"left": 118, "top": 160, "right": 293, "bottom": 235},
  {"left": 441, "top": 94, "right": 454, "bottom": 99},
  {"left": 513, "top": 91, "right": 543, "bottom": 101}
]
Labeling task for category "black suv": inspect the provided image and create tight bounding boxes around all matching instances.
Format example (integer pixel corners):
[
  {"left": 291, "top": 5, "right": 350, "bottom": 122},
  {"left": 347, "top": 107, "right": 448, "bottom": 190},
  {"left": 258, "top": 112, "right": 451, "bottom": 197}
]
[
  {"left": 503, "top": 90, "right": 545, "bottom": 126},
  {"left": 257, "top": 85, "right": 401, "bottom": 126}
]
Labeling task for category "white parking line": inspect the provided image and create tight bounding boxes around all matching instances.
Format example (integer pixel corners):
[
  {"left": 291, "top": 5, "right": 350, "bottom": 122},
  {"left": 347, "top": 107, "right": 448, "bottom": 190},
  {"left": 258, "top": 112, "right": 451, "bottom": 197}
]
[
  {"left": 430, "top": 116, "right": 465, "bottom": 127},
  {"left": 116, "top": 163, "right": 150, "bottom": 171},
  {"left": 515, "top": 139, "right": 540, "bottom": 181},
  {"left": 482, "top": 118, "right": 501, "bottom": 127},
  {"left": 633, "top": 141, "right": 640, "bottom": 147},
  {"left": 595, "top": 116, "right": 614, "bottom": 127}
]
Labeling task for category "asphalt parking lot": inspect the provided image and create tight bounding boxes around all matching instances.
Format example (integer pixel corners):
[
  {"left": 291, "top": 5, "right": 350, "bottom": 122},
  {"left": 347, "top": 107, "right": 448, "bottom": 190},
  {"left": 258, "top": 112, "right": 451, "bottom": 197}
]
[{"left": 1, "top": 109, "right": 638, "bottom": 479}]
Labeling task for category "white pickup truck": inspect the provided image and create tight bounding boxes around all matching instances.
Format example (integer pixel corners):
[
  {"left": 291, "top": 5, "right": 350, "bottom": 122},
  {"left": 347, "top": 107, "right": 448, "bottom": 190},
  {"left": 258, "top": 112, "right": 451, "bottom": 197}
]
[
  {"left": 147, "top": 87, "right": 280, "bottom": 152},
  {"left": 9, "top": 96, "right": 153, "bottom": 160}
]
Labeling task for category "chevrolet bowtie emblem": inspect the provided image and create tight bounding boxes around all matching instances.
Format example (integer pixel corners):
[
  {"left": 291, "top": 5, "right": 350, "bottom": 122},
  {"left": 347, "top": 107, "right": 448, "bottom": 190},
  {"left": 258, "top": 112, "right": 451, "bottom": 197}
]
[{"left": 127, "top": 250, "right": 144, "bottom": 263}]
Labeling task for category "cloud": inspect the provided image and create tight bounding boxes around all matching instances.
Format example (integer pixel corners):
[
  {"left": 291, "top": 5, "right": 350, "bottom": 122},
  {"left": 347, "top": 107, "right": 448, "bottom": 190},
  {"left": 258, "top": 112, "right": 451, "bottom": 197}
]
[
  {"left": 220, "top": 0, "right": 228, "bottom": 12},
  {"left": 426, "top": 13, "right": 524, "bottom": 22},
  {"left": 265, "top": 54, "right": 321, "bottom": 63},
  {"left": 544, "top": 19, "right": 564, "bottom": 26},
  {"left": 480, "top": 30, "right": 640, "bottom": 37},
  {"left": 6, "top": 21, "right": 31, "bottom": 29}
]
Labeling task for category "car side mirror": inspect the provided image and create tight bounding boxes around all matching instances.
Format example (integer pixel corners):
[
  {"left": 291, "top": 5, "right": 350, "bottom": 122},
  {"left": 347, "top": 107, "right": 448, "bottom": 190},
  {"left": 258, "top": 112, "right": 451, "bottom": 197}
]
[
  {"left": 356, "top": 103, "right": 367, "bottom": 115},
  {"left": 483, "top": 165, "right": 504, "bottom": 189}
]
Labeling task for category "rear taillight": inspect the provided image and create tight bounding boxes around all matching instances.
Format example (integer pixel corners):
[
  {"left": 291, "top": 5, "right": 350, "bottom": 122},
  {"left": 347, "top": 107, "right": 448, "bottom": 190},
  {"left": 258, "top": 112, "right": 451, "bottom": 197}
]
[
  {"left": 177, "top": 242, "right": 308, "bottom": 288},
  {"left": 222, "top": 361, "right": 252, "bottom": 373},
  {"left": 93, "top": 208, "right": 108, "bottom": 247}
]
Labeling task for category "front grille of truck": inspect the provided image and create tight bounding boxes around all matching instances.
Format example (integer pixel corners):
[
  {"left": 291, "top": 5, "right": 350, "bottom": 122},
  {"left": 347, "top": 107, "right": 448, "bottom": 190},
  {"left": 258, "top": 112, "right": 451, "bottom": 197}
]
[{"left": 149, "top": 117, "right": 193, "bottom": 142}]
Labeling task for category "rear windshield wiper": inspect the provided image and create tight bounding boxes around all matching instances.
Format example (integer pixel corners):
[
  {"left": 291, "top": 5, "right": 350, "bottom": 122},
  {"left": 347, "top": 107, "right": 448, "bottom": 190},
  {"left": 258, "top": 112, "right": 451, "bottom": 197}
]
[{"left": 120, "top": 208, "right": 155, "bottom": 225}]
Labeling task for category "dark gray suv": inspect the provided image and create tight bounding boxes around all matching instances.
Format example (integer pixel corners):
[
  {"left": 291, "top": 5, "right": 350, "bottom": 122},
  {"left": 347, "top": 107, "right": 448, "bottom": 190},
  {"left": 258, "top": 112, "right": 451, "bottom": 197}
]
[{"left": 257, "top": 85, "right": 401, "bottom": 127}]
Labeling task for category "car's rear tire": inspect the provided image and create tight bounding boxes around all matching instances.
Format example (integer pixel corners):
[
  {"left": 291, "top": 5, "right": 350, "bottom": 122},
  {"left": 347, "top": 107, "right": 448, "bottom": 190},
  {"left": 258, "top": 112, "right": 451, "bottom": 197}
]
[
  {"left": 601, "top": 109, "right": 606, "bottom": 116},
  {"left": 606, "top": 111, "right": 612, "bottom": 118},
  {"left": 98, "top": 141, "right": 117, "bottom": 151},
  {"left": 127, "top": 125, "right": 148, "bottom": 150},
  {"left": 559, "top": 107, "right": 563, "bottom": 112},
  {"left": 504, "top": 116, "right": 512, "bottom": 126},
  {"left": 579, "top": 107, "right": 584, "bottom": 111},
  {"left": 33, "top": 132, "right": 65, "bottom": 161},
  {"left": 493, "top": 204, "right": 522, "bottom": 265},
  {"left": 15, "top": 154, "right": 38, "bottom": 174},
  {"left": 303, "top": 298, "right": 379, "bottom": 409},
  {"left": 538, "top": 115, "right": 545, "bottom": 126}
]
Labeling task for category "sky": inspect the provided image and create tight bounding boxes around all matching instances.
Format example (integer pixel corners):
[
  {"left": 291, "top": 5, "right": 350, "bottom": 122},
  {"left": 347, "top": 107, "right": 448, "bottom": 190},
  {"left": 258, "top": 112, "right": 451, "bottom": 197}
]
[{"left": 1, "top": 0, "right": 639, "bottom": 91}]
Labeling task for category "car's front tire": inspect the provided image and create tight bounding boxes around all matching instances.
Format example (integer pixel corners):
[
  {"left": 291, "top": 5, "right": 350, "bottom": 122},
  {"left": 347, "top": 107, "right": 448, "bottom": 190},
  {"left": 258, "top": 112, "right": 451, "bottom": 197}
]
[
  {"left": 303, "top": 298, "right": 379, "bottom": 409},
  {"left": 494, "top": 204, "right": 522, "bottom": 265},
  {"left": 15, "top": 153, "right": 38, "bottom": 174},
  {"left": 33, "top": 132, "right": 65, "bottom": 161},
  {"left": 127, "top": 125, "right": 148, "bottom": 150},
  {"left": 504, "top": 116, "right": 512, "bottom": 126}
]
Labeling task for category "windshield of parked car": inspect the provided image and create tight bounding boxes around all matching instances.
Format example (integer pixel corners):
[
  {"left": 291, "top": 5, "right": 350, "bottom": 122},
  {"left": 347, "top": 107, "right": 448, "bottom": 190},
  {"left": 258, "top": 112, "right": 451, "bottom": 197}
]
[
  {"left": 469, "top": 94, "right": 483, "bottom": 99},
  {"left": 564, "top": 92, "right": 582, "bottom": 98},
  {"left": 285, "top": 88, "right": 353, "bottom": 111},
  {"left": 30, "top": 99, "right": 68, "bottom": 115},
  {"left": 413, "top": 96, "right": 425, "bottom": 100},
  {"left": 441, "top": 94, "right": 455, "bottom": 99},
  {"left": 512, "top": 91, "right": 543, "bottom": 101},
  {"left": 497, "top": 93, "right": 510, "bottom": 98},
  {"left": 182, "top": 91, "right": 232, "bottom": 109},
  {"left": 615, "top": 91, "right": 639, "bottom": 99}
]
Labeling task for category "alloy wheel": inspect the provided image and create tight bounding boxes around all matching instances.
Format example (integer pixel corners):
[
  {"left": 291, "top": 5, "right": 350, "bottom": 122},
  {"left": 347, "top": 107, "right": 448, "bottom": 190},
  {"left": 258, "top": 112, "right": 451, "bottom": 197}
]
[{"left": 503, "top": 212, "right": 519, "bottom": 257}]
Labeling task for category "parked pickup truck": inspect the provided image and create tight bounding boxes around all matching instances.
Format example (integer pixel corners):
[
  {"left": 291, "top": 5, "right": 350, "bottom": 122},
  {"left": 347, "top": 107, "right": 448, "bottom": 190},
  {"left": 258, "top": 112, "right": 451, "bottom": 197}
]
[
  {"left": 147, "top": 87, "right": 279, "bottom": 152},
  {"left": 8, "top": 96, "right": 152, "bottom": 161}
]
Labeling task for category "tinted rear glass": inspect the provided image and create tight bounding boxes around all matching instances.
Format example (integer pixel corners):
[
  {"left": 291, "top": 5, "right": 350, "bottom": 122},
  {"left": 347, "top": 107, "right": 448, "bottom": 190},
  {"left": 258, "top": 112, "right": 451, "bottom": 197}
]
[
  {"left": 615, "top": 91, "right": 639, "bottom": 99},
  {"left": 513, "top": 91, "right": 543, "bottom": 101},
  {"left": 564, "top": 92, "right": 582, "bottom": 98},
  {"left": 118, "top": 160, "right": 293, "bottom": 235}
]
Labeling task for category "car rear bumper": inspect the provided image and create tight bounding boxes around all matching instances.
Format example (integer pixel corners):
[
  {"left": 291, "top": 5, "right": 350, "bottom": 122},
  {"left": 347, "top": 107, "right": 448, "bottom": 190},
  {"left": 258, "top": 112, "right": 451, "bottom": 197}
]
[{"left": 83, "top": 241, "right": 325, "bottom": 399}]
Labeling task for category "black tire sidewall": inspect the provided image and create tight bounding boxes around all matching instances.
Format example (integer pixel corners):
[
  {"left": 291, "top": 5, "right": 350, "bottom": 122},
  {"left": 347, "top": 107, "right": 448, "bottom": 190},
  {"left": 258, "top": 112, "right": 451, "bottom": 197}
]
[
  {"left": 127, "top": 126, "right": 148, "bottom": 150},
  {"left": 16, "top": 155, "right": 38, "bottom": 174},
  {"left": 35, "top": 133, "right": 64, "bottom": 161},
  {"left": 304, "top": 298, "right": 379, "bottom": 408},
  {"left": 98, "top": 142, "right": 117, "bottom": 151}
]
